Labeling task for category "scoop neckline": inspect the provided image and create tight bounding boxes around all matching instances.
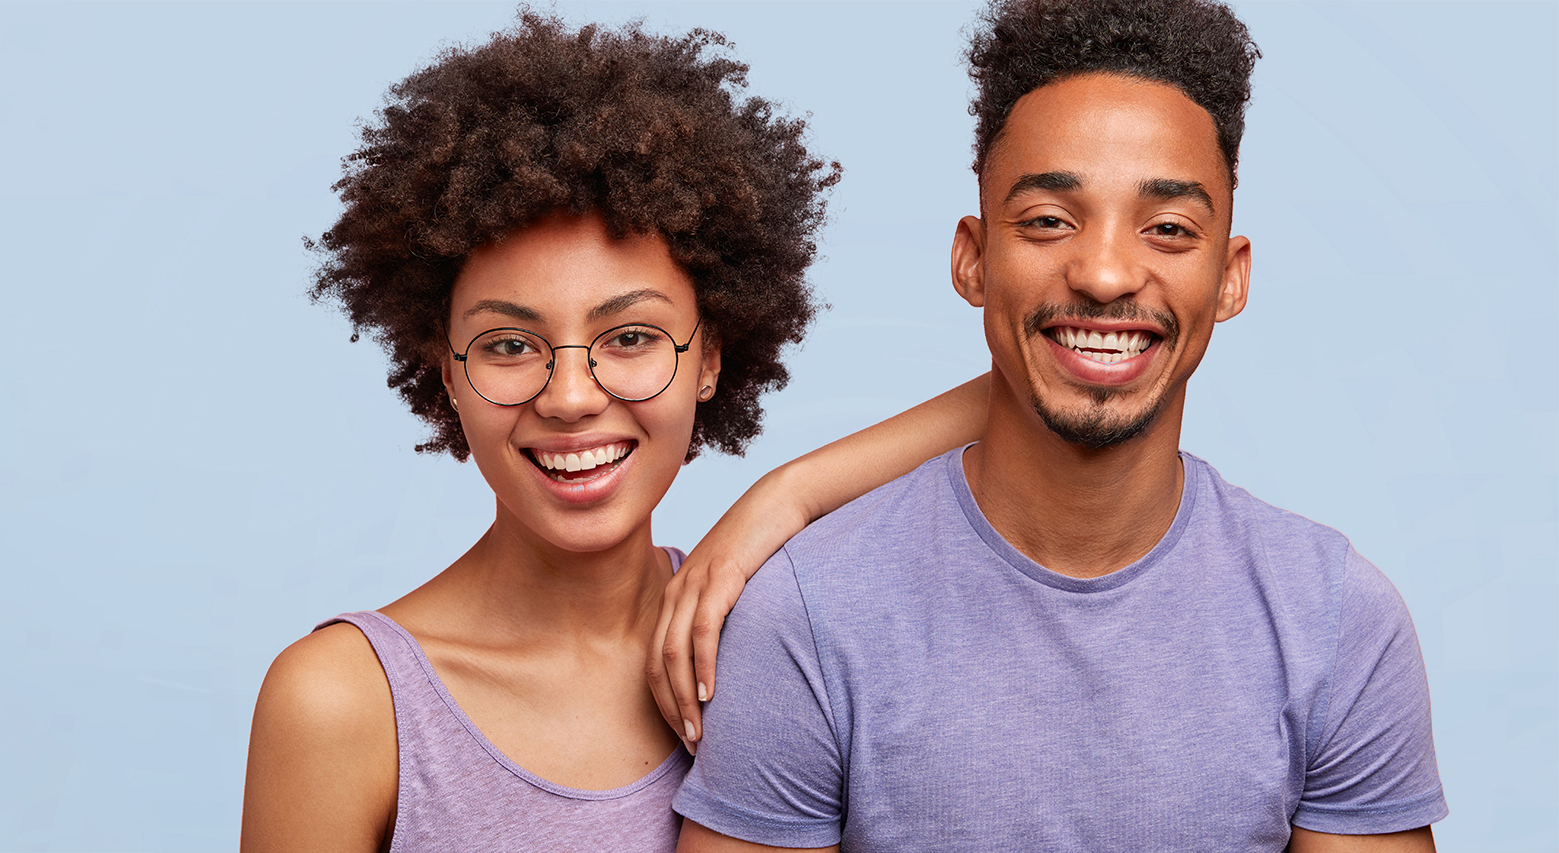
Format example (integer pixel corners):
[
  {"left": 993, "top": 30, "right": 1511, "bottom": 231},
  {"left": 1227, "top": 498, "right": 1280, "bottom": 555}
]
[{"left": 359, "top": 560, "right": 688, "bottom": 801}]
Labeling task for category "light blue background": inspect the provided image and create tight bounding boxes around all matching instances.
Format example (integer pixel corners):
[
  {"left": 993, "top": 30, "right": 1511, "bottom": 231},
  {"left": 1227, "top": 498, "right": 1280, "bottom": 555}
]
[{"left": 0, "top": 1, "right": 1553, "bottom": 850}]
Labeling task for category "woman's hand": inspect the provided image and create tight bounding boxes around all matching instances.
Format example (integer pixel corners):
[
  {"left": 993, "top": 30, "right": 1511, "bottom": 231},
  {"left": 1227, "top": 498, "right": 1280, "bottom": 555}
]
[
  {"left": 647, "top": 373, "right": 990, "bottom": 746},
  {"left": 648, "top": 467, "right": 811, "bottom": 749}
]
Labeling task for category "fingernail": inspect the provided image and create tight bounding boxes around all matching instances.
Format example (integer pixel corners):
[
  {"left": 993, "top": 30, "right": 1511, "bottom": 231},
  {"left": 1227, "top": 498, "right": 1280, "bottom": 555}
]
[
  {"left": 698, "top": 682, "right": 708, "bottom": 702},
  {"left": 684, "top": 720, "right": 697, "bottom": 741}
]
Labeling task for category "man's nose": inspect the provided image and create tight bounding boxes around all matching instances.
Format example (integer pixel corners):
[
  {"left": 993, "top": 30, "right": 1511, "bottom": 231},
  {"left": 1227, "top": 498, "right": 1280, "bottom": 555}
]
[
  {"left": 531, "top": 346, "right": 611, "bottom": 421},
  {"left": 1066, "top": 227, "right": 1146, "bottom": 304}
]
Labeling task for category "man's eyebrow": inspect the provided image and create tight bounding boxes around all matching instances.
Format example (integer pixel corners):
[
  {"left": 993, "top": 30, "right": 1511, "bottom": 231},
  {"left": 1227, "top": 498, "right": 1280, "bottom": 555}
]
[
  {"left": 588, "top": 288, "right": 674, "bottom": 321},
  {"left": 1005, "top": 171, "right": 1082, "bottom": 204},
  {"left": 1139, "top": 178, "right": 1215, "bottom": 215}
]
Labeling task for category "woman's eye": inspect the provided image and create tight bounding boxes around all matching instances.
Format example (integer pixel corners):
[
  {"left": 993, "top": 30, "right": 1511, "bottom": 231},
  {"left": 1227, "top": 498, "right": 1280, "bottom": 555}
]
[
  {"left": 482, "top": 336, "right": 539, "bottom": 357},
  {"left": 605, "top": 328, "right": 664, "bottom": 350}
]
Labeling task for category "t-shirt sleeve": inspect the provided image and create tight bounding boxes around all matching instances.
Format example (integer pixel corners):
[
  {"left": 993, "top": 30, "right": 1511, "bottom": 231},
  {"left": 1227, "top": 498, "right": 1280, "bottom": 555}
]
[
  {"left": 1291, "top": 548, "right": 1448, "bottom": 834},
  {"left": 672, "top": 547, "right": 846, "bottom": 848}
]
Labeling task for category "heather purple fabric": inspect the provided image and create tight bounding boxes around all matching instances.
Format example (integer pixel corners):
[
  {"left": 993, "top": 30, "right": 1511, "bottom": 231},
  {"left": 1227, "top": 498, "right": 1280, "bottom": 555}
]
[
  {"left": 319, "top": 549, "right": 691, "bottom": 852},
  {"left": 675, "top": 450, "right": 1445, "bottom": 850}
]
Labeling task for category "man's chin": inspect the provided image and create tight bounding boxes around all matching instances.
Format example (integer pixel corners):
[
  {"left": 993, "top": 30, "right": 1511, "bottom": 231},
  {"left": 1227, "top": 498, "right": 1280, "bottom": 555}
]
[{"left": 1030, "top": 394, "right": 1163, "bottom": 451}]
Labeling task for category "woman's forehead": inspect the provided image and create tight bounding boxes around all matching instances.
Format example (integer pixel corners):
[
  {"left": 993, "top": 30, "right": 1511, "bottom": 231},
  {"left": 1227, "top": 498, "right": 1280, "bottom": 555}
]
[{"left": 451, "top": 214, "right": 696, "bottom": 327}]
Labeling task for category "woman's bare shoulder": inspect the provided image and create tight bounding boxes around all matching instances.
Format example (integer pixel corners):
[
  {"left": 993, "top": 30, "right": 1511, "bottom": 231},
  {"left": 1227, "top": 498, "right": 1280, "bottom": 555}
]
[
  {"left": 241, "top": 622, "right": 397, "bottom": 853},
  {"left": 258, "top": 622, "right": 392, "bottom": 726}
]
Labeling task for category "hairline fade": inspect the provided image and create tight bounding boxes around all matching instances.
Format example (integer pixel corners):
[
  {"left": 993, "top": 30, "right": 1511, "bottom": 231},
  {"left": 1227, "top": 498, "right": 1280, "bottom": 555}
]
[{"left": 966, "top": 0, "right": 1260, "bottom": 188}]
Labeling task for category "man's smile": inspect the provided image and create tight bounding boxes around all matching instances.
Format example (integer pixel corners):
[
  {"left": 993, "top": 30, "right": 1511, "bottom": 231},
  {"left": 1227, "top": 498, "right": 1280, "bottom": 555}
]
[{"left": 1043, "top": 326, "right": 1158, "bottom": 365}]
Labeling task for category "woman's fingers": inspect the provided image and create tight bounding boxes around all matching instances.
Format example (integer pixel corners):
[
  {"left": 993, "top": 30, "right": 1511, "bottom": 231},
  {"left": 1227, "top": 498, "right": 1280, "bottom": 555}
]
[
  {"left": 689, "top": 569, "right": 746, "bottom": 706},
  {"left": 646, "top": 573, "right": 694, "bottom": 751},
  {"left": 660, "top": 573, "right": 706, "bottom": 743}
]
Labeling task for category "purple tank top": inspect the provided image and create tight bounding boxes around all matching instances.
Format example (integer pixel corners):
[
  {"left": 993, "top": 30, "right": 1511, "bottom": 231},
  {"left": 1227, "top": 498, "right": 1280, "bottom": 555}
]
[{"left": 318, "top": 550, "right": 691, "bottom": 852}]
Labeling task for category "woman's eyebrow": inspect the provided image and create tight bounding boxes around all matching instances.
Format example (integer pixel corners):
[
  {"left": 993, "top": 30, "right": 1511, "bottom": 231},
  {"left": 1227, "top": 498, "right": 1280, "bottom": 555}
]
[
  {"left": 588, "top": 289, "right": 674, "bottom": 321},
  {"left": 464, "top": 299, "right": 540, "bottom": 322},
  {"left": 461, "top": 290, "right": 674, "bottom": 324}
]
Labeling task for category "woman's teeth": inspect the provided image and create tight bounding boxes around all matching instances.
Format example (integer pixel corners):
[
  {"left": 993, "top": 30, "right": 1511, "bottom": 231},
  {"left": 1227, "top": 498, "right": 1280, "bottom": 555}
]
[
  {"left": 532, "top": 442, "right": 632, "bottom": 474},
  {"left": 1049, "top": 327, "right": 1154, "bottom": 364}
]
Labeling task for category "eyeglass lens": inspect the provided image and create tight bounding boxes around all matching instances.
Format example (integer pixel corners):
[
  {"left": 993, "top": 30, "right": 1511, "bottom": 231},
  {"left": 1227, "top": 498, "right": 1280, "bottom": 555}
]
[{"left": 462, "top": 324, "right": 682, "bottom": 405}]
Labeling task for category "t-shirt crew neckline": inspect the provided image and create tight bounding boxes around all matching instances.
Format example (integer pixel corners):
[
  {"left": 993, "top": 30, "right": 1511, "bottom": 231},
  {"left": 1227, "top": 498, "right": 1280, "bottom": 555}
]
[
  {"left": 948, "top": 444, "right": 1199, "bottom": 594},
  {"left": 361, "top": 609, "right": 690, "bottom": 801}
]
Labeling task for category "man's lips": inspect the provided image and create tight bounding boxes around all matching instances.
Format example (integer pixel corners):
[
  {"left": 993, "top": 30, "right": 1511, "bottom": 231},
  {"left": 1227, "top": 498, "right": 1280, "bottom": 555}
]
[{"left": 1043, "top": 325, "right": 1160, "bottom": 365}]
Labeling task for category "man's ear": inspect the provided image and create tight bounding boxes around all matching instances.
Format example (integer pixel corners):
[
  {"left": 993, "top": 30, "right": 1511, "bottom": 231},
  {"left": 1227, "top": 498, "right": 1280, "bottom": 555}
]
[
  {"left": 1216, "top": 235, "right": 1251, "bottom": 322},
  {"left": 951, "top": 215, "right": 988, "bottom": 308}
]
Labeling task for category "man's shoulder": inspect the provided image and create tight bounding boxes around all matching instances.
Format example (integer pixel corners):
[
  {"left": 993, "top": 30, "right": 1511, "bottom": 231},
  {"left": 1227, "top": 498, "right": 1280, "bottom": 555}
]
[
  {"left": 786, "top": 449, "right": 964, "bottom": 562},
  {"left": 737, "top": 449, "right": 969, "bottom": 621},
  {"left": 1184, "top": 453, "right": 1409, "bottom": 621},
  {"left": 1186, "top": 452, "right": 1355, "bottom": 562}
]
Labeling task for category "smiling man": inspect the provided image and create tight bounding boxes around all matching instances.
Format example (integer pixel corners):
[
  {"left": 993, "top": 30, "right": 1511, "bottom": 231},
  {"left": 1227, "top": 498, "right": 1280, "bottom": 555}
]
[{"left": 672, "top": 0, "right": 1446, "bottom": 850}]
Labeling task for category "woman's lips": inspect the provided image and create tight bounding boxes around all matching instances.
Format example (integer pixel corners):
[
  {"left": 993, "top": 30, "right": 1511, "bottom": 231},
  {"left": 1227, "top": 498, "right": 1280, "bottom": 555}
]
[{"left": 528, "top": 441, "right": 634, "bottom": 480}]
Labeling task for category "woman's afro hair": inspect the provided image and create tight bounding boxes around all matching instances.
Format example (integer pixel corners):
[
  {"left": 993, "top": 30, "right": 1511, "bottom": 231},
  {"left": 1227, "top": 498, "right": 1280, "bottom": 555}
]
[
  {"left": 966, "top": 0, "right": 1260, "bottom": 185},
  {"left": 310, "top": 11, "right": 840, "bottom": 461}
]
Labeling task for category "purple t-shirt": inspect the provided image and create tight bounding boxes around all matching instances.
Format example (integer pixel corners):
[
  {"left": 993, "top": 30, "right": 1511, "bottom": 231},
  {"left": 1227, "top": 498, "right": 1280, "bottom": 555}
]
[{"left": 674, "top": 449, "right": 1445, "bottom": 849}]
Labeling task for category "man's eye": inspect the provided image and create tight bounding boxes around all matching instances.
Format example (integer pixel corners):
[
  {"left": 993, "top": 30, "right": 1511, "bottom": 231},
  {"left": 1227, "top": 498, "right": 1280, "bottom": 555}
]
[
  {"left": 1027, "top": 216, "right": 1066, "bottom": 228},
  {"left": 1150, "top": 222, "right": 1196, "bottom": 238}
]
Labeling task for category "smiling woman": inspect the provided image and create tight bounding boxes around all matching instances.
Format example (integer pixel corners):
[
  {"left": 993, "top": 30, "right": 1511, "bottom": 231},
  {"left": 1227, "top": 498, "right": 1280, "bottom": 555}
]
[
  {"left": 446, "top": 214, "right": 716, "bottom": 553},
  {"left": 238, "top": 10, "right": 987, "bottom": 853}
]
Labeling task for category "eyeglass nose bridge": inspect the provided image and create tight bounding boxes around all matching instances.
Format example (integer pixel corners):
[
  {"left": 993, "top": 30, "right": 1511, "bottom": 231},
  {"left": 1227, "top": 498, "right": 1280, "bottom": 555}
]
[
  {"left": 540, "top": 343, "right": 604, "bottom": 398},
  {"left": 544, "top": 343, "right": 597, "bottom": 373}
]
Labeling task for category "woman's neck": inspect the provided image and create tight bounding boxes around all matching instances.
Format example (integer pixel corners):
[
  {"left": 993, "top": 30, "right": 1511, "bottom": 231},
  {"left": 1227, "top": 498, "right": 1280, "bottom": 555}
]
[{"left": 391, "top": 512, "right": 671, "bottom": 648}]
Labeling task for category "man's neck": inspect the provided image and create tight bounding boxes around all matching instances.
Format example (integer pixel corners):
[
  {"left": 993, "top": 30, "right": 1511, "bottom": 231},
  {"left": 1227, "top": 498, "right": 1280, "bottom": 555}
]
[{"left": 963, "top": 378, "right": 1188, "bottom": 579}]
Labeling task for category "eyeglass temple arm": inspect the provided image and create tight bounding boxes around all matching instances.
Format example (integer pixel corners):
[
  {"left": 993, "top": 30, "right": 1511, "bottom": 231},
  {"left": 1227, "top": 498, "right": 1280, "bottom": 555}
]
[{"left": 675, "top": 317, "right": 703, "bottom": 354}]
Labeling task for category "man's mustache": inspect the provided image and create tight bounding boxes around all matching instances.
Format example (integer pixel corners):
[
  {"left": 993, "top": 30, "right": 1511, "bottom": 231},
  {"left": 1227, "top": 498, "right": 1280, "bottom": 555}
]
[{"left": 1023, "top": 301, "right": 1180, "bottom": 350}]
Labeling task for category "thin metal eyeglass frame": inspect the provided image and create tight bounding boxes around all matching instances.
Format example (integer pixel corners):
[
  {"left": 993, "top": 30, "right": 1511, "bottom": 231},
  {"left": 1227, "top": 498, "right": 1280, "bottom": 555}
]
[{"left": 449, "top": 317, "right": 702, "bottom": 406}]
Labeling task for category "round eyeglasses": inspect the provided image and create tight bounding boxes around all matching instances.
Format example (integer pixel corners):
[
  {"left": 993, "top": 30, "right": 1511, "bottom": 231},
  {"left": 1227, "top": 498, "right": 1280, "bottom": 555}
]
[{"left": 449, "top": 318, "right": 701, "bottom": 406}]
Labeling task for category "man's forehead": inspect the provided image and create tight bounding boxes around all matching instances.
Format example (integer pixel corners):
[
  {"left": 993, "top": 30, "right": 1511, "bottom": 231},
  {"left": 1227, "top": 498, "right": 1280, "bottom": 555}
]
[{"left": 982, "top": 73, "right": 1231, "bottom": 204}]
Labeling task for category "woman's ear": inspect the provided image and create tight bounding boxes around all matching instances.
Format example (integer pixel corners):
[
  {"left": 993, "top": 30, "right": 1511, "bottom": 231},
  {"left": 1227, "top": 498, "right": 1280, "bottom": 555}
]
[
  {"left": 441, "top": 352, "right": 462, "bottom": 412},
  {"left": 696, "top": 338, "right": 721, "bottom": 401}
]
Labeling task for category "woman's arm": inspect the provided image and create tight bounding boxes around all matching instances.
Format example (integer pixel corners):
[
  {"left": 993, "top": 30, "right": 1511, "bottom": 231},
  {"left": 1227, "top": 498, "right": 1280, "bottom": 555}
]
[
  {"left": 648, "top": 373, "right": 989, "bottom": 745},
  {"left": 241, "top": 624, "right": 397, "bottom": 853}
]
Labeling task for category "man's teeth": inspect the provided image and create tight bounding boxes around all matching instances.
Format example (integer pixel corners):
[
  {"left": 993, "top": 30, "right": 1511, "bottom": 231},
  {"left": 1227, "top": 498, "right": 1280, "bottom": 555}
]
[
  {"left": 1052, "top": 328, "right": 1154, "bottom": 364},
  {"left": 533, "top": 442, "right": 631, "bottom": 472}
]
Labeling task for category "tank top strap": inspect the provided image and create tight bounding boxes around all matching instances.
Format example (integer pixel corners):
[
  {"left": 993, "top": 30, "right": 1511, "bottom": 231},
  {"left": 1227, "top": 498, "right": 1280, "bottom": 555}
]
[{"left": 315, "top": 611, "right": 499, "bottom": 797}]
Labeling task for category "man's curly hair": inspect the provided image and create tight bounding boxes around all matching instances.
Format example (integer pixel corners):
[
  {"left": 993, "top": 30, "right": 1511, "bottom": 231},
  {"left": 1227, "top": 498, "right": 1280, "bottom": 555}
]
[
  {"left": 310, "top": 12, "right": 840, "bottom": 461},
  {"left": 966, "top": 0, "right": 1260, "bottom": 186}
]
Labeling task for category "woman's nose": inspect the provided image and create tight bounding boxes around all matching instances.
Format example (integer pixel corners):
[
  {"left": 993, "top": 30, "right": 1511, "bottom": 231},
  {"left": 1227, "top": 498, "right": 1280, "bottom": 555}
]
[{"left": 530, "top": 346, "right": 611, "bottom": 421}]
